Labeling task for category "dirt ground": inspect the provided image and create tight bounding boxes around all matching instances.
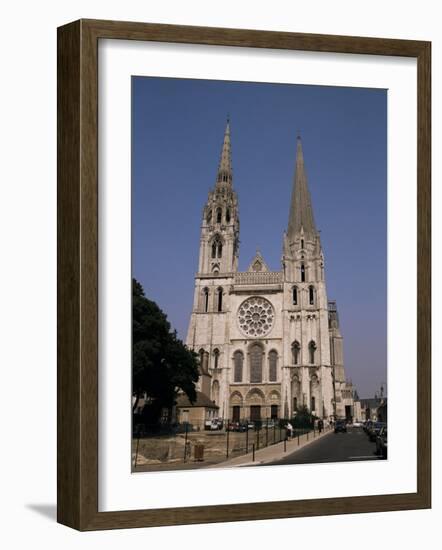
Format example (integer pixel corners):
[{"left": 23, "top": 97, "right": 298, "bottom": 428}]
[{"left": 132, "top": 426, "right": 286, "bottom": 471}]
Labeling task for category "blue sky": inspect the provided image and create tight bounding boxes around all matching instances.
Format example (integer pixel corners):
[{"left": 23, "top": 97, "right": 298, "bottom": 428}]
[{"left": 132, "top": 76, "right": 387, "bottom": 399}]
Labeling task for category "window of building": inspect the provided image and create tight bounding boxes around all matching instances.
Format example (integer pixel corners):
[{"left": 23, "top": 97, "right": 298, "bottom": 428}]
[
  {"left": 293, "top": 397, "right": 298, "bottom": 411},
  {"left": 292, "top": 341, "right": 300, "bottom": 365},
  {"left": 309, "top": 285, "right": 315, "bottom": 305},
  {"left": 206, "top": 209, "right": 212, "bottom": 224},
  {"left": 216, "top": 208, "right": 222, "bottom": 223},
  {"left": 217, "top": 287, "right": 223, "bottom": 312},
  {"left": 271, "top": 404, "right": 278, "bottom": 419},
  {"left": 233, "top": 351, "right": 243, "bottom": 382},
  {"left": 211, "top": 235, "right": 223, "bottom": 259},
  {"left": 250, "top": 344, "right": 263, "bottom": 383},
  {"left": 198, "top": 349, "right": 209, "bottom": 373},
  {"left": 292, "top": 286, "right": 298, "bottom": 305},
  {"left": 203, "top": 288, "right": 209, "bottom": 312},
  {"left": 212, "top": 380, "right": 220, "bottom": 404},
  {"left": 311, "top": 396, "right": 316, "bottom": 412},
  {"left": 213, "top": 348, "right": 220, "bottom": 369},
  {"left": 301, "top": 238, "right": 304, "bottom": 249},
  {"left": 309, "top": 341, "right": 317, "bottom": 364},
  {"left": 226, "top": 208, "right": 231, "bottom": 223},
  {"left": 268, "top": 350, "right": 277, "bottom": 382},
  {"left": 301, "top": 263, "right": 306, "bottom": 282}
]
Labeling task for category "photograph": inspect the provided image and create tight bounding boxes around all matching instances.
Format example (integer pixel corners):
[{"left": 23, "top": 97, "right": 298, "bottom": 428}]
[{"left": 131, "top": 76, "right": 388, "bottom": 472}]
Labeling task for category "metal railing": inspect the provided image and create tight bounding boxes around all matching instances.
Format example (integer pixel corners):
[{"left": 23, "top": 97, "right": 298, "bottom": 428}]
[{"left": 132, "top": 418, "right": 325, "bottom": 469}]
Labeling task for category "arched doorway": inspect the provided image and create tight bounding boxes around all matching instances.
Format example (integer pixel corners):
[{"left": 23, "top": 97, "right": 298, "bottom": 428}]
[{"left": 229, "top": 391, "right": 243, "bottom": 422}]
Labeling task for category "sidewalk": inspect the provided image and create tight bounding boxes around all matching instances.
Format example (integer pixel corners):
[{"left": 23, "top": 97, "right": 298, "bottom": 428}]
[{"left": 210, "top": 427, "right": 333, "bottom": 468}]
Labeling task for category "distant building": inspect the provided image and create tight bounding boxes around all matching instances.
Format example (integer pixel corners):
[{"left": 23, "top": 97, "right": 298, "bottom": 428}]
[
  {"left": 175, "top": 391, "right": 219, "bottom": 427},
  {"left": 186, "top": 120, "right": 359, "bottom": 422},
  {"left": 360, "top": 397, "right": 388, "bottom": 422}
]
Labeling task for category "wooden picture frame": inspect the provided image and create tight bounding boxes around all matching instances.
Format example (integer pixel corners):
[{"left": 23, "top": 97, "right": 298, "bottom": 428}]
[{"left": 57, "top": 19, "right": 431, "bottom": 531}]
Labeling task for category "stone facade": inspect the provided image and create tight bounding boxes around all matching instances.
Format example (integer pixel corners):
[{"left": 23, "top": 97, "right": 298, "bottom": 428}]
[{"left": 186, "top": 121, "right": 353, "bottom": 422}]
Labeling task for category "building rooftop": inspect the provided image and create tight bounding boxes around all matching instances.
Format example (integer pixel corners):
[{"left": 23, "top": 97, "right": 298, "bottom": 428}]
[{"left": 176, "top": 391, "right": 219, "bottom": 409}]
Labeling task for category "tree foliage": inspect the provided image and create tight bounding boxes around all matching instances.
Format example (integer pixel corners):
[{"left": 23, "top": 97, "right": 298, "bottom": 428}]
[
  {"left": 292, "top": 405, "right": 315, "bottom": 428},
  {"left": 132, "top": 279, "right": 199, "bottom": 423}
]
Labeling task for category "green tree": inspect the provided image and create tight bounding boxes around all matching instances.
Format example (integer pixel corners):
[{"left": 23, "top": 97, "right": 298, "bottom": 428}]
[
  {"left": 132, "top": 279, "right": 199, "bottom": 424},
  {"left": 292, "top": 405, "right": 315, "bottom": 429}
]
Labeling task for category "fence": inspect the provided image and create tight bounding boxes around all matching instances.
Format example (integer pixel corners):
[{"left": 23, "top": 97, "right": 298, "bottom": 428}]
[{"left": 132, "top": 418, "right": 326, "bottom": 470}]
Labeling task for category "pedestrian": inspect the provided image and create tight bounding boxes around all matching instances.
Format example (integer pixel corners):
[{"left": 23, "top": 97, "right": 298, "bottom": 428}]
[
  {"left": 286, "top": 421, "right": 294, "bottom": 440},
  {"left": 318, "top": 419, "right": 323, "bottom": 433}
]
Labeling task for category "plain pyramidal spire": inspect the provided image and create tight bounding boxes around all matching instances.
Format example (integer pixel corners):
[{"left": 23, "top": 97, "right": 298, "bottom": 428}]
[
  {"left": 216, "top": 118, "right": 233, "bottom": 185},
  {"left": 287, "top": 136, "right": 317, "bottom": 241}
]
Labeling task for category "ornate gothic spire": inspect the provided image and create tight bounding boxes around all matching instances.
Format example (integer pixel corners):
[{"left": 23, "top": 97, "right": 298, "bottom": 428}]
[
  {"left": 287, "top": 136, "right": 317, "bottom": 242},
  {"left": 216, "top": 118, "right": 233, "bottom": 185}
]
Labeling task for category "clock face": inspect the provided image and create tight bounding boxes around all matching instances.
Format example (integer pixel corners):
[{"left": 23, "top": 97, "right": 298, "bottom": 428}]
[{"left": 237, "top": 297, "right": 275, "bottom": 337}]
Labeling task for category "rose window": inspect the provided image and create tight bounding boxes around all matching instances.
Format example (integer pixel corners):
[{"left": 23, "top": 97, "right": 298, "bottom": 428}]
[{"left": 237, "top": 297, "right": 275, "bottom": 337}]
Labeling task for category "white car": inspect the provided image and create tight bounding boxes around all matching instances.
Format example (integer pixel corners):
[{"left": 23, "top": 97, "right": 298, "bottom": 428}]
[{"left": 210, "top": 419, "right": 222, "bottom": 430}]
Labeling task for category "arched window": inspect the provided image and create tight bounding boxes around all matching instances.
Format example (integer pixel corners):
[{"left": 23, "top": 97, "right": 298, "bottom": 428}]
[
  {"left": 301, "top": 263, "right": 306, "bottom": 282},
  {"left": 212, "top": 380, "right": 220, "bottom": 403},
  {"left": 301, "top": 238, "right": 304, "bottom": 249},
  {"left": 216, "top": 208, "right": 222, "bottom": 223},
  {"left": 203, "top": 288, "right": 209, "bottom": 312},
  {"left": 309, "top": 341, "right": 317, "bottom": 364},
  {"left": 217, "top": 287, "right": 223, "bottom": 312},
  {"left": 226, "top": 208, "right": 231, "bottom": 223},
  {"left": 293, "top": 397, "right": 298, "bottom": 411},
  {"left": 268, "top": 350, "right": 277, "bottom": 382},
  {"left": 292, "top": 286, "right": 298, "bottom": 305},
  {"left": 211, "top": 235, "right": 223, "bottom": 259},
  {"left": 250, "top": 344, "right": 263, "bottom": 383},
  {"left": 198, "top": 349, "right": 205, "bottom": 372},
  {"left": 309, "top": 285, "right": 315, "bottom": 305},
  {"left": 213, "top": 348, "right": 220, "bottom": 369},
  {"left": 292, "top": 341, "right": 300, "bottom": 365},
  {"left": 198, "top": 349, "right": 209, "bottom": 373},
  {"left": 233, "top": 351, "right": 243, "bottom": 382},
  {"left": 206, "top": 209, "right": 212, "bottom": 224},
  {"left": 311, "top": 396, "right": 316, "bottom": 412}
]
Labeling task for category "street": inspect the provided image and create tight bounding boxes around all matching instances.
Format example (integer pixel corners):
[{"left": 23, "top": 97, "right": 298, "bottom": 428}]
[{"left": 268, "top": 426, "right": 384, "bottom": 466}]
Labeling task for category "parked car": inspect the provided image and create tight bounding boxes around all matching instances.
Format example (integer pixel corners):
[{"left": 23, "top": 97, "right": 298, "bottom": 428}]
[
  {"left": 353, "top": 421, "right": 363, "bottom": 428},
  {"left": 227, "top": 421, "right": 246, "bottom": 432},
  {"left": 209, "top": 419, "right": 222, "bottom": 430},
  {"left": 334, "top": 419, "right": 347, "bottom": 433},
  {"left": 376, "top": 426, "right": 388, "bottom": 458},
  {"left": 363, "top": 420, "right": 373, "bottom": 433},
  {"left": 368, "top": 421, "right": 386, "bottom": 442}
]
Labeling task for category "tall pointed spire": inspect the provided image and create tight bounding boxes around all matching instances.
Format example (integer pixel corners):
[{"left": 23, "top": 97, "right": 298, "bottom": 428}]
[
  {"left": 287, "top": 136, "right": 317, "bottom": 241},
  {"left": 216, "top": 118, "right": 233, "bottom": 185}
]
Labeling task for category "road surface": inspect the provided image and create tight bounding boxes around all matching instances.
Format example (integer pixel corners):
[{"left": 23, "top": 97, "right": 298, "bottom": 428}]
[{"left": 269, "top": 426, "right": 384, "bottom": 466}]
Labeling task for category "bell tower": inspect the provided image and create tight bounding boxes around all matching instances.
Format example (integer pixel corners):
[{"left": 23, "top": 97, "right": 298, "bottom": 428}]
[
  {"left": 282, "top": 136, "right": 334, "bottom": 419},
  {"left": 197, "top": 119, "right": 240, "bottom": 275},
  {"left": 186, "top": 120, "right": 240, "bottom": 412}
]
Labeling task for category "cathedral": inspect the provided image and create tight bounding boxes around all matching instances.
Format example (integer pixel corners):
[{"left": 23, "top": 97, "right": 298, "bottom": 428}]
[{"left": 185, "top": 120, "right": 352, "bottom": 423}]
